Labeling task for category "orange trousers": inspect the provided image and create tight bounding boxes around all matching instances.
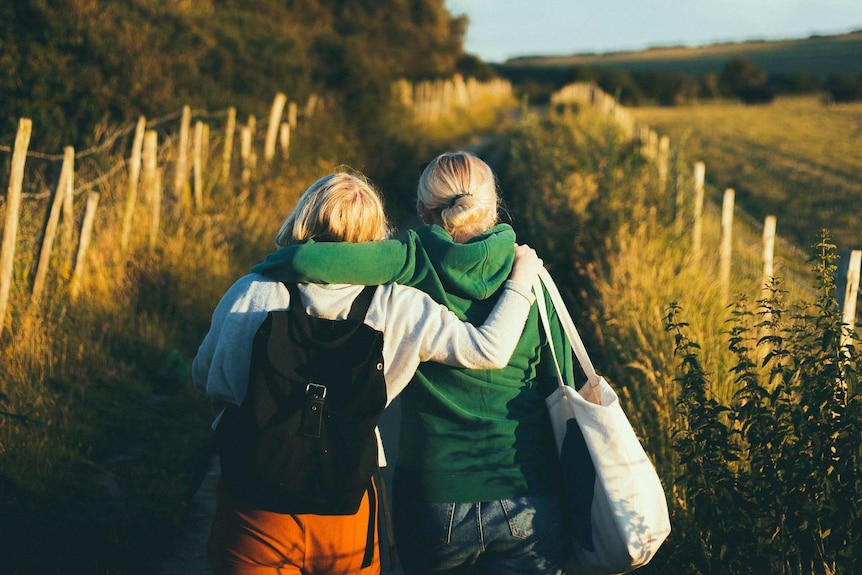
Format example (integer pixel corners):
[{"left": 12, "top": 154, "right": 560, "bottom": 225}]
[{"left": 207, "top": 477, "right": 380, "bottom": 575}]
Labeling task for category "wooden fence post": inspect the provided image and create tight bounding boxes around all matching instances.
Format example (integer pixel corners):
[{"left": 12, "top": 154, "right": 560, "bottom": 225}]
[
  {"left": 280, "top": 123, "right": 291, "bottom": 160},
  {"left": 841, "top": 250, "right": 861, "bottom": 346},
  {"left": 142, "top": 130, "right": 158, "bottom": 206},
  {"left": 150, "top": 170, "right": 163, "bottom": 251},
  {"left": 141, "top": 130, "right": 160, "bottom": 250},
  {"left": 240, "top": 126, "right": 252, "bottom": 196},
  {"left": 222, "top": 106, "right": 236, "bottom": 182},
  {"left": 0, "top": 118, "right": 32, "bottom": 332},
  {"left": 193, "top": 120, "right": 204, "bottom": 210},
  {"left": 70, "top": 192, "right": 100, "bottom": 301},
  {"left": 658, "top": 135, "right": 670, "bottom": 195},
  {"left": 673, "top": 153, "right": 684, "bottom": 235},
  {"left": 202, "top": 123, "right": 210, "bottom": 171},
  {"left": 761, "top": 216, "right": 777, "bottom": 289},
  {"left": 247, "top": 114, "right": 257, "bottom": 147},
  {"left": 305, "top": 93, "right": 319, "bottom": 118},
  {"left": 240, "top": 115, "right": 256, "bottom": 196},
  {"left": 692, "top": 161, "right": 706, "bottom": 258},
  {"left": 287, "top": 102, "right": 297, "bottom": 129},
  {"left": 173, "top": 105, "right": 191, "bottom": 210},
  {"left": 758, "top": 215, "right": 778, "bottom": 362},
  {"left": 61, "top": 145, "right": 76, "bottom": 261},
  {"left": 120, "top": 116, "right": 147, "bottom": 253},
  {"left": 32, "top": 146, "right": 75, "bottom": 307},
  {"left": 264, "top": 92, "right": 287, "bottom": 163},
  {"left": 720, "top": 188, "right": 735, "bottom": 300},
  {"left": 647, "top": 130, "right": 659, "bottom": 160}
]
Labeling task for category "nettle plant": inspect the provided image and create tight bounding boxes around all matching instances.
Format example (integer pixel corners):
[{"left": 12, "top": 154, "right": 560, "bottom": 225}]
[{"left": 666, "top": 235, "right": 861, "bottom": 575}]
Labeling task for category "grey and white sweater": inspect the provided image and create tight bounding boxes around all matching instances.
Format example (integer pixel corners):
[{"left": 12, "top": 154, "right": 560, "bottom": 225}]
[{"left": 192, "top": 273, "right": 535, "bottom": 410}]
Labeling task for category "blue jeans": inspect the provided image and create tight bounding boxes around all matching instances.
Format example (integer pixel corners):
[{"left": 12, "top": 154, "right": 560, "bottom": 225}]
[{"left": 392, "top": 487, "right": 569, "bottom": 575}]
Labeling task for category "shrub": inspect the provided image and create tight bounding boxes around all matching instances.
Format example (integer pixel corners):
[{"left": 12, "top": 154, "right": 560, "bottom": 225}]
[
  {"left": 666, "top": 234, "right": 861, "bottom": 574},
  {"left": 720, "top": 57, "right": 775, "bottom": 104},
  {"left": 824, "top": 73, "right": 862, "bottom": 103}
]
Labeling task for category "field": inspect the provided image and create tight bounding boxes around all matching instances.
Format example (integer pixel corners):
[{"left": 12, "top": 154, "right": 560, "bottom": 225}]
[
  {"left": 629, "top": 96, "right": 862, "bottom": 253},
  {"left": 506, "top": 30, "right": 862, "bottom": 78}
]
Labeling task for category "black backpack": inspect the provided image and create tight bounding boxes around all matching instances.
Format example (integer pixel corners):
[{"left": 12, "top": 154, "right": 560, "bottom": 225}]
[{"left": 216, "top": 283, "right": 387, "bottom": 515}]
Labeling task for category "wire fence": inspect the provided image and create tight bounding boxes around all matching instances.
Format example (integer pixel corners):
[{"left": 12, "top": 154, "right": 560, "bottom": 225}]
[
  {"left": 0, "top": 76, "right": 517, "bottom": 337},
  {"left": 0, "top": 93, "right": 306, "bottom": 334},
  {"left": 550, "top": 82, "right": 858, "bottom": 315}
]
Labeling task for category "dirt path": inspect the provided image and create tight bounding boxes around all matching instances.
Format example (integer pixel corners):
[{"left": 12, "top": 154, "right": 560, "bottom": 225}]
[{"left": 157, "top": 457, "right": 219, "bottom": 575}]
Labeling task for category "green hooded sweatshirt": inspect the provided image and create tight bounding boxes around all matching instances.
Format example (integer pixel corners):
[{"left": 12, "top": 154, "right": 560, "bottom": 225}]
[{"left": 252, "top": 223, "right": 574, "bottom": 502}]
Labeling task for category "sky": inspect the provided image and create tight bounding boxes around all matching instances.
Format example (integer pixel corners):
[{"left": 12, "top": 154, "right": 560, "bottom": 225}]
[{"left": 446, "top": 0, "right": 862, "bottom": 63}]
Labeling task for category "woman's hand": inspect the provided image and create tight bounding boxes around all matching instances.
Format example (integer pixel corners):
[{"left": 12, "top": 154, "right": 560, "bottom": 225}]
[{"left": 509, "top": 244, "right": 544, "bottom": 284}]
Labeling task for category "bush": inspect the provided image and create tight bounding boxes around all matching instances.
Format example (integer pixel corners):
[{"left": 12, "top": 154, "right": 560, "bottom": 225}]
[
  {"left": 665, "top": 235, "right": 861, "bottom": 574},
  {"left": 824, "top": 73, "right": 862, "bottom": 103},
  {"left": 0, "top": 0, "right": 469, "bottom": 150},
  {"left": 633, "top": 70, "right": 702, "bottom": 105},
  {"left": 720, "top": 57, "right": 775, "bottom": 104}
]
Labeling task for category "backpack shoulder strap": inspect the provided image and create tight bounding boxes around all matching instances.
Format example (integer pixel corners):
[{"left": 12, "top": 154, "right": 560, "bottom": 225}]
[
  {"left": 347, "top": 285, "right": 377, "bottom": 320},
  {"left": 284, "top": 282, "right": 301, "bottom": 308},
  {"left": 283, "top": 283, "right": 375, "bottom": 321}
]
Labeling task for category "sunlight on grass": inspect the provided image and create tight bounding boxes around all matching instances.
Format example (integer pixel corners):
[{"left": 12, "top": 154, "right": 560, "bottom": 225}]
[{"left": 631, "top": 96, "right": 862, "bottom": 251}]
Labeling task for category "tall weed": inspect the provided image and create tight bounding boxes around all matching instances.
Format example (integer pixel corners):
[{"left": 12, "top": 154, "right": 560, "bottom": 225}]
[{"left": 667, "top": 235, "right": 861, "bottom": 574}]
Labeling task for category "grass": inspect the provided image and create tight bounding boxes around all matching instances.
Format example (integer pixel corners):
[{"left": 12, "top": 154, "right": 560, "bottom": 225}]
[
  {"left": 0, "top": 112, "right": 334, "bottom": 575},
  {"left": 630, "top": 95, "right": 862, "bottom": 253},
  {"left": 5, "top": 71, "right": 851, "bottom": 572}
]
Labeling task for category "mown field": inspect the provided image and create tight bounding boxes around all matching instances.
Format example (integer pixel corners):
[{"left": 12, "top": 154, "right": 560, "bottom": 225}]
[
  {"left": 629, "top": 95, "right": 862, "bottom": 253},
  {"left": 507, "top": 30, "right": 862, "bottom": 78}
]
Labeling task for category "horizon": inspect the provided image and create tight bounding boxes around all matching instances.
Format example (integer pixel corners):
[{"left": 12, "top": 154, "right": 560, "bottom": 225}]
[{"left": 446, "top": 0, "right": 862, "bottom": 63}]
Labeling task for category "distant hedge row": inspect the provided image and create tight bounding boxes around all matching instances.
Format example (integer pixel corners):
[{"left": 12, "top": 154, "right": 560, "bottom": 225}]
[{"left": 498, "top": 57, "right": 862, "bottom": 106}]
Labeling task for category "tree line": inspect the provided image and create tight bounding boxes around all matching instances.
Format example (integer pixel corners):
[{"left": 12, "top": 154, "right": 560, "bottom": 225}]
[
  {"left": 0, "top": 0, "right": 480, "bottom": 152},
  {"left": 498, "top": 56, "right": 862, "bottom": 106}
]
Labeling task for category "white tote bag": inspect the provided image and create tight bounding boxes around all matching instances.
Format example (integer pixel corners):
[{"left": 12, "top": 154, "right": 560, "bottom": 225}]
[{"left": 534, "top": 268, "right": 670, "bottom": 575}]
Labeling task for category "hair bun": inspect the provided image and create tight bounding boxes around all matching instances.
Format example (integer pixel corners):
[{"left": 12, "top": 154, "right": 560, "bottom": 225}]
[{"left": 448, "top": 192, "right": 471, "bottom": 208}]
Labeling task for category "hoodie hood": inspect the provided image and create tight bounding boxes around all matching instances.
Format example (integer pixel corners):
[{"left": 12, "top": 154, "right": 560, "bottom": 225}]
[{"left": 413, "top": 223, "right": 515, "bottom": 301}]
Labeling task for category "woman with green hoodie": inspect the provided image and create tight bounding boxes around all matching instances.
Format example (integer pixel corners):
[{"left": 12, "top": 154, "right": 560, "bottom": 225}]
[{"left": 252, "top": 151, "right": 573, "bottom": 574}]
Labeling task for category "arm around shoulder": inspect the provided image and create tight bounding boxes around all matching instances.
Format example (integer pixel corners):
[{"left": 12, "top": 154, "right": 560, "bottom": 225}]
[
  {"left": 382, "top": 244, "right": 544, "bottom": 370},
  {"left": 251, "top": 237, "right": 417, "bottom": 285}
]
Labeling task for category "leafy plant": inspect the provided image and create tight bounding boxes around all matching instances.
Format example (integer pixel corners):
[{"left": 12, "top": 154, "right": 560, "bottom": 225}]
[
  {"left": 666, "top": 302, "right": 761, "bottom": 573},
  {"left": 666, "top": 234, "right": 861, "bottom": 574}
]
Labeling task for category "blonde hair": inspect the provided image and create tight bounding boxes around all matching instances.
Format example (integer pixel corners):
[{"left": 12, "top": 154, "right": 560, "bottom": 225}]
[
  {"left": 418, "top": 151, "right": 499, "bottom": 242},
  {"left": 275, "top": 172, "right": 392, "bottom": 247}
]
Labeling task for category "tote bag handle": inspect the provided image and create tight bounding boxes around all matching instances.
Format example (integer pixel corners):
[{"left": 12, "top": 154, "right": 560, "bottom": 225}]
[{"left": 533, "top": 268, "right": 602, "bottom": 402}]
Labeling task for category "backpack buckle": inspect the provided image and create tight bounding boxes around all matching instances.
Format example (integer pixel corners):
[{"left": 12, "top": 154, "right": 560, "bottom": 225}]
[
  {"left": 306, "top": 383, "right": 327, "bottom": 399},
  {"left": 302, "top": 383, "right": 327, "bottom": 438}
]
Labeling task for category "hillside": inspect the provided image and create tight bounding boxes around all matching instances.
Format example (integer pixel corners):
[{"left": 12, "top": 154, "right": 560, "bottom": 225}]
[
  {"left": 505, "top": 30, "right": 862, "bottom": 77},
  {"left": 0, "top": 4, "right": 481, "bottom": 573},
  {"left": 496, "top": 30, "right": 862, "bottom": 106}
]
